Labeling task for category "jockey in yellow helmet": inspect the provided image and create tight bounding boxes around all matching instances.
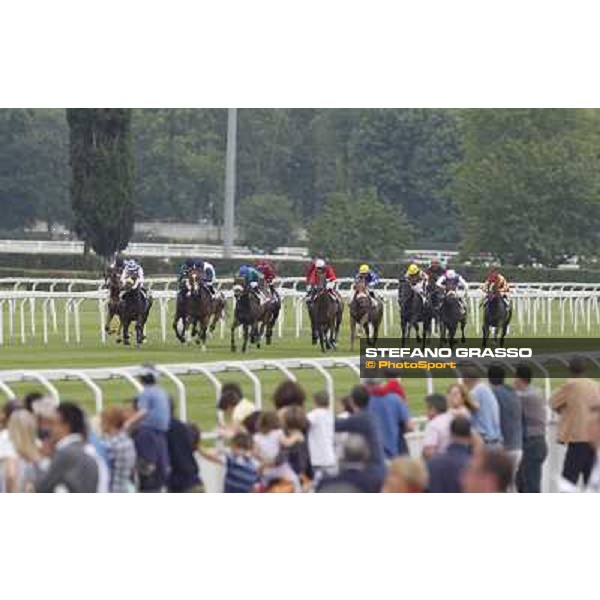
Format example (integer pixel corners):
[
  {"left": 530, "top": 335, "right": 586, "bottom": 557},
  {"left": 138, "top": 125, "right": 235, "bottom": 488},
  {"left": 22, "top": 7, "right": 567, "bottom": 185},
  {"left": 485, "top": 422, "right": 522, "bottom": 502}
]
[
  {"left": 354, "top": 263, "right": 380, "bottom": 303},
  {"left": 405, "top": 263, "right": 428, "bottom": 296}
]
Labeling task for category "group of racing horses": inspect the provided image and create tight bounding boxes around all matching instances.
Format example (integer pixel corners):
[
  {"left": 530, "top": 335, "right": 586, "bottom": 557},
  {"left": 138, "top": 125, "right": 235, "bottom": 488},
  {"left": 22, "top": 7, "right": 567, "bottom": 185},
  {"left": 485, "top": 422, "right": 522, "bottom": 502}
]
[{"left": 104, "top": 264, "right": 512, "bottom": 351}]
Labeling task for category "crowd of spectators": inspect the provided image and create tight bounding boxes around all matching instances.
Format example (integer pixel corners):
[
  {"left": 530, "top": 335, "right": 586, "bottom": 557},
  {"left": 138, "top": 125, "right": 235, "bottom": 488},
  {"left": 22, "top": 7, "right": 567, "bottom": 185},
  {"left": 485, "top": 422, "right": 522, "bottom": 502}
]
[{"left": 1, "top": 358, "right": 599, "bottom": 493}]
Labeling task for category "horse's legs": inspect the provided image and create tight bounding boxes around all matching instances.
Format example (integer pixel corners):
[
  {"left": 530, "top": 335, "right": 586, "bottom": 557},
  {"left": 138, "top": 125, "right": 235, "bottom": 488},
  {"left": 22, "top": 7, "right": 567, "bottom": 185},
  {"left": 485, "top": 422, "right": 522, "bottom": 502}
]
[
  {"left": 135, "top": 320, "right": 144, "bottom": 346},
  {"left": 413, "top": 321, "right": 421, "bottom": 343},
  {"left": 122, "top": 318, "right": 131, "bottom": 345},
  {"left": 482, "top": 322, "right": 489, "bottom": 348},
  {"left": 350, "top": 318, "right": 356, "bottom": 351},
  {"left": 460, "top": 319, "right": 467, "bottom": 343},
  {"left": 242, "top": 325, "right": 249, "bottom": 353},
  {"left": 230, "top": 322, "right": 237, "bottom": 352}
]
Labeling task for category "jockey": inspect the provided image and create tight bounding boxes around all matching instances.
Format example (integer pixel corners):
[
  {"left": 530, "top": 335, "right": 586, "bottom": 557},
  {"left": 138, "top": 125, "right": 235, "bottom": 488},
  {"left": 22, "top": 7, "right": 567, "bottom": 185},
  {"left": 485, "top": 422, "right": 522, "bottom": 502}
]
[
  {"left": 306, "top": 257, "right": 337, "bottom": 296},
  {"left": 436, "top": 268, "right": 468, "bottom": 314},
  {"left": 238, "top": 264, "right": 264, "bottom": 300},
  {"left": 354, "top": 263, "right": 379, "bottom": 302},
  {"left": 256, "top": 259, "right": 278, "bottom": 297},
  {"left": 110, "top": 253, "right": 125, "bottom": 273},
  {"left": 201, "top": 260, "right": 217, "bottom": 296},
  {"left": 425, "top": 258, "right": 446, "bottom": 284},
  {"left": 481, "top": 267, "right": 510, "bottom": 307},
  {"left": 405, "top": 263, "right": 428, "bottom": 297},
  {"left": 120, "top": 258, "right": 146, "bottom": 297}
]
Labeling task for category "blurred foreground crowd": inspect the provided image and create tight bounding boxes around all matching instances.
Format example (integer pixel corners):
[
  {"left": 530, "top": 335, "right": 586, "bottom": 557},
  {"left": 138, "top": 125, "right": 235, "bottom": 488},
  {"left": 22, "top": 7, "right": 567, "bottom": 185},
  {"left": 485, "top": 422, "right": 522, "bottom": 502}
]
[{"left": 1, "top": 358, "right": 599, "bottom": 493}]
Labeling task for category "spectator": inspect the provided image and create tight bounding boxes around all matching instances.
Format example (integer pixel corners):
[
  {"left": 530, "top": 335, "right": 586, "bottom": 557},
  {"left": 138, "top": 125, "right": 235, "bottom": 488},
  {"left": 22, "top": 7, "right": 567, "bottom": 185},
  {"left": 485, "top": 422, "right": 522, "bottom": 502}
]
[
  {"left": 317, "top": 434, "right": 379, "bottom": 493},
  {"left": 4, "top": 409, "right": 41, "bottom": 492},
  {"left": 253, "top": 411, "right": 299, "bottom": 491},
  {"left": 200, "top": 432, "right": 260, "bottom": 493},
  {"left": 166, "top": 401, "right": 203, "bottom": 493},
  {"left": 463, "top": 368, "right": 503, "bottom": 448},
  {"left": 550, "top": 356, "right": 600, "bottom": 486},
  {"left": 335, "top": 386, "right": 386, "bottom": 488},
  {"left": 126, "top": 367, "right": 171, "bottom": 492},
  {"left": 281, "top": 405, "right": 313, "bottom": 488},
  {"left": 273, "top": 380, "right": 306, "bottom": 410},
  {"left": 0, "top": 400, "right": 20, "bottom": 493},
  {"left": 488, "top": 364, "right": 523, "bottom": 490},
  {"left": 447, "top": 383, "right": 479, "bottom": 417},
  {"left": 368, "top": 380, "right": 414, "bottom": 458},
  {"left": 422, "top": 394, "right": 453, "bottom": 460},
  {"left": 307, "top": 392, "right": 336, "bottom": 477},
  {"left": 382, "top": 457, "right": 429, "bottom": 493},
  {"left": 218, "top": 383, "right": 255, "bottom": 433},
  {"left": 337, "top": 395, "right": 355, "bottom": 419},
  {"left": 462, "top": 449, "right": 513, "bottom": 493},
  {"left": 36, "top": 403, "right": 99, "bottom": 493},
  {"left": 514, "top": 364, "right": 548, "bottom": 493},
  {"left": 586, "top": 407, "right": 600, "bottom": 493},
  {"left": 377, "top": 370, "right": 409, "bottom": 403},
  {"left": 100, "top": 406, "right": 136, "bottom": 493},
  {"left": 427, "top": 416, "right": 473, "bottom": 493}
]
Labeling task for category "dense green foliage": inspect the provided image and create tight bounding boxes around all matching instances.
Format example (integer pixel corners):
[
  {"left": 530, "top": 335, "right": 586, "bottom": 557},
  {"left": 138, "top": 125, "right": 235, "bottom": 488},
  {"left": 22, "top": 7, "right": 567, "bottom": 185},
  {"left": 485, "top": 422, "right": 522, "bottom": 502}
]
[
  {"left": 0, "top": 109, "right": 70, "bottom": 231},
  {"left": 2, "top": 108, "right": 600, "bottom": 265},
  {"left": 308, "top": 190, "right": 413, "bottom": 260},
  {"left": 452, "top": 109, "right": 600, "bottom": 265},
  {"left": 238, "top": 194, "right": 296, "bottom": 252},
  {"left": 67, "top": 109, "right": 134, "bottom": 258}
]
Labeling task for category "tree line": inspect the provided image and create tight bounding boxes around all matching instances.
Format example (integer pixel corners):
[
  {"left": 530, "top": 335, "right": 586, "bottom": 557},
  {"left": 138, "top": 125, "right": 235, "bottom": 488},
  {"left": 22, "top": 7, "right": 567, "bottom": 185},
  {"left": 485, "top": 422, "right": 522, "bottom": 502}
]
[{"left": 1, "top": 108, "right": 599, "bottom": 264}]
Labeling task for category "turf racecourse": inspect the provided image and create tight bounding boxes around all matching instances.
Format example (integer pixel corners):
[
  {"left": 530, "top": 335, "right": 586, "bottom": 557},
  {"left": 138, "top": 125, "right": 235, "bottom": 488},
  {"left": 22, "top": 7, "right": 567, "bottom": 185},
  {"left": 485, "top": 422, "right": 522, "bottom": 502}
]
[{"left": 1, "top": 297, "right": 598, "bottom": 432}]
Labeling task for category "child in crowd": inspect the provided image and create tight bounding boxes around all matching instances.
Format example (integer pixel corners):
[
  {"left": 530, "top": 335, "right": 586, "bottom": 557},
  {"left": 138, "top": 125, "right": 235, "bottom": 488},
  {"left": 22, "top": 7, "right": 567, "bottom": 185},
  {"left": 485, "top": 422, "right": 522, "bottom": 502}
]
[
  {"left": 281, "top": 406, "right": 313, "bottom": 490},
  {"left": 307, "top": 392, "right": 336, "bottom": 480},
  {"left": 253, "top": 411, "right": 301, "bottom": 492},
  {"left": 101, "top": 406, "right": 137, "bottom": 493},
  {"left": 200, "top": 432, "right": 260, "bottom": 493}
]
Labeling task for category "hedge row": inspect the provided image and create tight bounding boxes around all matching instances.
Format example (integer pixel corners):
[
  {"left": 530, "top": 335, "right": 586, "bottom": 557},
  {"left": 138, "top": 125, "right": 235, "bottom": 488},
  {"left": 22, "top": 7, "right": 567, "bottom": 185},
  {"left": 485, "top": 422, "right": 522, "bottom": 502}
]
[{"left": 0, "top": 253, "right": 599, "bottom": 283}]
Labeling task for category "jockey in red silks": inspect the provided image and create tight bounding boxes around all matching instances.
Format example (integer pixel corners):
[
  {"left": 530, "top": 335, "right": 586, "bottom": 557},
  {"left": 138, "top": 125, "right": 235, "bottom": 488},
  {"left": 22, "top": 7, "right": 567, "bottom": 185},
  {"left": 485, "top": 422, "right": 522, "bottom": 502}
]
[
  {"left": 256, "top": 259, "right": 279, "bottom": 299},
  {"left": 305, "top": 257, "right": 338, "bottom": 297}
]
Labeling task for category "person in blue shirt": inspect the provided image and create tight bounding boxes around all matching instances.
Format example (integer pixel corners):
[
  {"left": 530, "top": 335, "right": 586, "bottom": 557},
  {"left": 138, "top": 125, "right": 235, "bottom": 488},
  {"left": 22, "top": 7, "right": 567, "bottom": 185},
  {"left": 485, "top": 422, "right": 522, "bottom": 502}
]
[
  {"left": 367, "top": 381, "right": 414, "bottom": 458},
  {"left": 427, "top": 415, "right": 473, "bottom": 493},
  {"left": 462, "top": 368, "right": 503, "bottom": 448},
  {"left": 126, "top": 366, "right": 170, "bottom": 433}
]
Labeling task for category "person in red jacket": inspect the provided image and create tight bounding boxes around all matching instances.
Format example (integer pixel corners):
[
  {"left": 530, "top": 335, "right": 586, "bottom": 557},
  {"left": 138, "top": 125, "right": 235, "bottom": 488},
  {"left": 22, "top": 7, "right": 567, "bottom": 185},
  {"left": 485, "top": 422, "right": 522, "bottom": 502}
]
[
  {"left": 305, "top": 257, "right": 337, "bottom": 294},
  {"left": 256, "top": 259, "right": 279, "bottom": 300}
]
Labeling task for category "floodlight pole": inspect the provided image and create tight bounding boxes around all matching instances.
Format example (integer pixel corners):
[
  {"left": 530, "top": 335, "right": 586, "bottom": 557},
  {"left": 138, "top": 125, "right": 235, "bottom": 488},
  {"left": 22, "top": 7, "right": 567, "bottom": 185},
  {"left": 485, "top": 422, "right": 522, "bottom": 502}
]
[{"left": 223, "top": 108, "right": 237, "bottom": 258}]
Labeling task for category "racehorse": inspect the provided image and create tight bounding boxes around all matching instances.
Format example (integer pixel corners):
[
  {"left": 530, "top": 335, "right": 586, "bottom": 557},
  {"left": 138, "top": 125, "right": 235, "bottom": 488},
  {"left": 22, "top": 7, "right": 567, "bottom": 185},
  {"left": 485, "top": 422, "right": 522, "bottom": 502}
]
[
  {"left": 482, "top": 290, "right": 512, "bottom": 347},
  {"left": 104, "top": 266, "right": 122, "bottom": 336},
  {"left": 398, "top": 279, "right": 431, "bottom": 349},
  {"left": 311, "top": 273, "right": 342, "bottom": 352},
  {"left": 426, "top": 277, "right": 444, "bottom": 334},
  {"left": 117, "top": 275, "right": 152, "bottom": 346},
  {"left": 349, "top": 277, "right": 383, "bottom": 350},
  {"left": 258, "top": 281, "right": 281, "bottom": 346},
  {"left": 438, "top": 290, "right": 467, "bottom": 348},
  {"left": 230, "top": 284, "right": 267, "bottom": 352},
  {"left": 173, "top": 267, "right": 213, "bottom": 349}
]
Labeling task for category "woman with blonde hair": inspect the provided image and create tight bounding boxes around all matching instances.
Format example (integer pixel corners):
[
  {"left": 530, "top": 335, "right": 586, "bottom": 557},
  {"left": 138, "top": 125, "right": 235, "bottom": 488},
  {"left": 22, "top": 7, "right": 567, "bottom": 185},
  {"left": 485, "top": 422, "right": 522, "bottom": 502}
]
[
  {"left": 382, "top": 457, "right": 429, "bottom": 493},
  {"left": 447, "top": 382, "right": 479, "bottom": 416},
  {"left": 5, "top": 409, "right": 41, "bottom": 492}
]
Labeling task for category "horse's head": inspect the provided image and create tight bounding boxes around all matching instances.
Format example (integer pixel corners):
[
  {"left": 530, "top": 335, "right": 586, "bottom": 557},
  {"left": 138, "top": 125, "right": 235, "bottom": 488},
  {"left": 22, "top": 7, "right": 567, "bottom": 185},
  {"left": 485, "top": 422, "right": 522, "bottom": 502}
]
[
  {"left": 232, "top": 284, "right": 244, "bottom": 299},
  {"left": 187, "top": 267, "right": 202, "bottom": 294},
  {"left": 316, "top": 269, "right": 327, "bottom": 289},
  {"left": 123, "top": 275, "right": 137, "bottom": 291},
  {"left": 354, "top": 277, "right": 367, "bottom": 296}
]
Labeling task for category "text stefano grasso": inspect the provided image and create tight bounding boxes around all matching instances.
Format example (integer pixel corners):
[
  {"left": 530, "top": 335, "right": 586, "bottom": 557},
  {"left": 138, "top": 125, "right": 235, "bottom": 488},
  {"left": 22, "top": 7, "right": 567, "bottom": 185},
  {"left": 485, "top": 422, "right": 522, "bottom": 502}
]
[{"left": 363, "top": 347, "right": 533, "bottom": 359}]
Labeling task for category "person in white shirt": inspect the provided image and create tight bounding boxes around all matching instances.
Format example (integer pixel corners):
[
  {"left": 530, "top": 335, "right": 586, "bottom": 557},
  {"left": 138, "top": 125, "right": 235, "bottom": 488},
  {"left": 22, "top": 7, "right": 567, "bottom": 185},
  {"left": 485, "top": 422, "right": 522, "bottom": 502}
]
[{"left": 307, "top": 392, "right": 336, "bottom": 477}]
